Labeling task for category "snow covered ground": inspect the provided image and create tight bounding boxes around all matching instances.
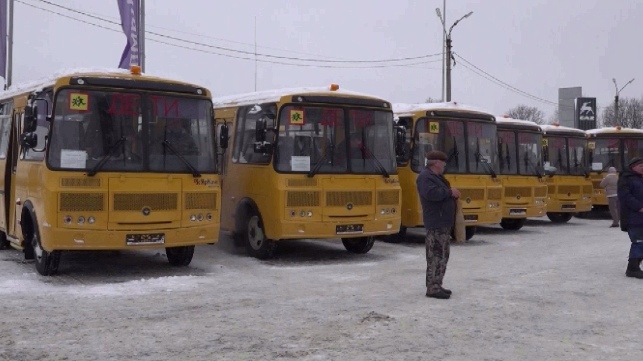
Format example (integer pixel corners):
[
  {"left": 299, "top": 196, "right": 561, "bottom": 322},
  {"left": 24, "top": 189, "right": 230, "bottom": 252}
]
[{"left": 1, "top": 212, "right": 641, "bottom": 361}]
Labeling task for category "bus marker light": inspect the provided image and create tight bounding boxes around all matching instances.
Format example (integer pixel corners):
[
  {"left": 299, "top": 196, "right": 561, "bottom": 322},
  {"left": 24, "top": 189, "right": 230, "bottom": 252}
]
[
  {"left": 330, "top": 84, "right": 339, "bottom": 91},
  {"left": 130, "top": 65, "right": 142, "bottom": 75}
]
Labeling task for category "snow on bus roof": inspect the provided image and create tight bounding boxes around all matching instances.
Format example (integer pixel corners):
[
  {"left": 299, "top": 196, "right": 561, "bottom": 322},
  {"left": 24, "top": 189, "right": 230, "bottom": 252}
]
[
  {"left": 211, "top": 86, "right": 386, "bottom": 107},
  {"left": 539, "top": 124, "right": 586, "bottom": 134},
  {"left": 0, "top": 67, "right": 203, "bottom": 99},
  {"left": 392, "top": 101, "right": 494, "bottom": 116},
  {"left": 494, "top": 116, "right": 540, "bottom": 127},
  {"left": 586, "top": 126, "right": 643, "bottom": 135}
]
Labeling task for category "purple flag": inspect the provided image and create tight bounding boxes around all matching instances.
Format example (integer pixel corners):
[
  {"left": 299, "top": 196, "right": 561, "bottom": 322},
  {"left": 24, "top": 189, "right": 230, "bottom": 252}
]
[
  {"left": 0, "top": 0, "right": 7, "bottom": 80},
  {"left": 118, "top": 0, "right": 140, "bottom": 69}
]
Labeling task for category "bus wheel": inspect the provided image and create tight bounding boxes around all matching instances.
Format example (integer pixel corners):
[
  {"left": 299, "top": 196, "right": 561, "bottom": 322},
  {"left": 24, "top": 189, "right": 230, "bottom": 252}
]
[
  {"left": 465, "top": 226, "right": 476, "bottom": 241},
  {"left": 245, "top": 212, "right": 276, "bottom": 260},
  {"left": 0, "top": 231, "right": 9, "bottom": 250},
  {"left": 500, "top": 218, "right": 526, "bottom": 231},
  {"left": 166, "top": 245, "right": 195, "bottom": 266},
  {"left": 547, "top": 212, "right": 573, "bottom": 223},
  {"left": 342, "top": 236, "right": 375, "bottom": 254},
  {"left": 31, "top": 229, "right": 61, "bottom": 276},
  {"left": 382, "top": 226, "right": 407, "bottom": 243}
]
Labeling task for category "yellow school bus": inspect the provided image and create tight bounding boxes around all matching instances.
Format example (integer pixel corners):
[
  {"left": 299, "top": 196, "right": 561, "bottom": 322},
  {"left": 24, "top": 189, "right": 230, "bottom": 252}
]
[
  {"left": 495, "top": 116, "right": 548, "bottom": 230},
  {"left": 392, "top": 102, "right": 502, "bottom": 241},
  {"left": 0, "top": 67, "right": 225, "bottom": 275},
  {"left": 540, "top": 124, "right": 592, "bottom": 222},
  {"left": 212, "top": 85, "right": 401, "bottom": 259},
  {"left": 586, "top": 126, "right": 643, "bottom": 209}
]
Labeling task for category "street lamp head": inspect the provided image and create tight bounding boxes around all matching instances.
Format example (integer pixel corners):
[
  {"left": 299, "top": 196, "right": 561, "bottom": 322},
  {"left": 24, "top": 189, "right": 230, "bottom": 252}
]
[
  {"left": 612, "top": 78, "right": 617, "bottom": 85},
  {"left": 464, "top": 11, "right": 474, "bottom": 18}
]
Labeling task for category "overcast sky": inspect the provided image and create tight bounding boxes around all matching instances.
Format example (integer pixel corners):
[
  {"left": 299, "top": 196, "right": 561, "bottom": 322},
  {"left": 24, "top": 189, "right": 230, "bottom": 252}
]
[{"left": 4, "top": 0, "right": 642, "bottom": 119}]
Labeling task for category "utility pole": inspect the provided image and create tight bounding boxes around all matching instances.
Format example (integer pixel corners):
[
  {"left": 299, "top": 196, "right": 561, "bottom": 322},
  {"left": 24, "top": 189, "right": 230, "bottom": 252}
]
[
  {"left": 612, "top": 78, "right": 635, "bottom": 125},
  {"left": 444, "top": 11, "right": 472, "bottom": 102},
  {"left": 6, "top": 0, "right": 13, "bottom": 88}
]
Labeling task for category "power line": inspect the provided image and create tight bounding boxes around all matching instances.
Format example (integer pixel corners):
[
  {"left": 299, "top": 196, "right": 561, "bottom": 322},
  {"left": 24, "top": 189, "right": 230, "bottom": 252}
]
[{"left": 26, "top": 0, "right": 442, "bottom": 65}]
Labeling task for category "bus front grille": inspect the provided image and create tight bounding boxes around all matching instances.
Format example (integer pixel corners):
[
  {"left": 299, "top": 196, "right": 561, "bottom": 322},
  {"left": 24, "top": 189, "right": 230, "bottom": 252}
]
[
  {"left": 460, "top": 189, "right": 485, "bottom": 201},
  {"left": 504, "top": 187, "right": 532, "bottom": 198},
  {"left": 534, "top": 186, "right": 547, "bottom": 198},
  {"left": 59, "top": 193, "right": 105, "bottom": 212},
  {"left": 287, "top": 178, "right": 318, "bottom": 187},
  {"left": 326, "top": 191, "right": 372, "bottom": 206},
  {"left": 286, "top": 191, "right": 320, "bottom": 207},
  {"left": 557, "top": 185, "right": 580, "bottom": 195},
  {"left": 60, "top": 178, "right": 101, "bottom": 187},
  {"left": 185, "top": 193, "right": 217, "bottom": 210},
  {"left": 377, "top": 190, "right": 399, "bottom": 206},
  {"left": 487, "top": 188, "right": 502, "bottom": 200},
  {"left": 113, "top": 193, "right": 178, "bottom": 211}
]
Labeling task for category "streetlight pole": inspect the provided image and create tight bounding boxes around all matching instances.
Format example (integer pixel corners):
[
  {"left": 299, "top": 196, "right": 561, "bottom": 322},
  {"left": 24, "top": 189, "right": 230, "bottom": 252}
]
[
  {"left": 612, "top": 78, "right": 635, "bottom": 125},
  {"left": 436, "top": 10, "right": 473, "bottom": 102},
  {"left": 436, "top": 1, "right": 446, "bottom": 102}
]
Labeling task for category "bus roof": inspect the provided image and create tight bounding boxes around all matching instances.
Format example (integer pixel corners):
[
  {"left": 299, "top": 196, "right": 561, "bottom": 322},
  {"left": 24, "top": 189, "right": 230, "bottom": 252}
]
[
  {"left": 495, "top": 116, "right": 541, "bottom": 131},
  {"left": 540, "top": 124, "right": 586, "bottom": 136},
  {"left": 585, "top": 126, "right": 643, "bottom": 136},
  {"left": 392, "top": 101, "right": 494, "bottom": 117},
  {"left": 0, "top": 67, "right": 210, "bottom": 100},
  {"left": 211, "top": 86, "right": 388, "bottom": 108}
]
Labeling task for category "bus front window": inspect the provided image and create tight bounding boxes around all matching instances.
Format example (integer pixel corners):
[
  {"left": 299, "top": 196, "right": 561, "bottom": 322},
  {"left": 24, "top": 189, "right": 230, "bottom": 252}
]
[
  {"left": 48, "top": 89, "right": 216, "bottom": 174},
  {"left": 467, "top": 122, "right": 498, "bottom": 175},
  {"left": 545, "top": 137, "right": 568, "bottom": 174},
  {"left": 568, "top": 138, "right": 587, "bottom": 176},
  {"left": 591, "top": 138, "right": 619, "bottom": 171},
  {"left": 497, "top": 131, "right": 517, "bottom": 175},
  {"left": 517, "top": 132, "right": 542, "bottom": 176},
  {"left": 274, "top": 105, "right": 395, "bottom": 175}
]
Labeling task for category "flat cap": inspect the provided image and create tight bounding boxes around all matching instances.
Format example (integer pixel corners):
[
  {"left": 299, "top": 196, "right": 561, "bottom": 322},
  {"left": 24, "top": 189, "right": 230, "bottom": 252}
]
[
  {"left": 628, "top": 157, "right": 643, "bottom": 168},
  {"left": 425, "top": 150, "right": 447, "bottom": 161}
]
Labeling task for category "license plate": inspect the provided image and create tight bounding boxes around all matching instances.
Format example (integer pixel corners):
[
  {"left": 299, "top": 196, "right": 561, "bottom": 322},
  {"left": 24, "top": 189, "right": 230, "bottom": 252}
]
[
  {"left": 126, "top": 233, "right": 165, "bottom": 245},
  {"left": 561, "top": 204, "right": 576, "bottom": 210},
  {"left": 336, "top": 224, "right": 363, "bottom": 235},
  {"left": 464, "top": 215, "right": 478, "bottom": 223},
  {"left": 509, "top": 208, "right": 527, "bottom": 216}
]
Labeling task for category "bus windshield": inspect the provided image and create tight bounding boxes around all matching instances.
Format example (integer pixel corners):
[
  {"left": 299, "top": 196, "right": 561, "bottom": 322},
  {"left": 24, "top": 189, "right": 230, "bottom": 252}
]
[
  {"left": 568, "top": 137, "right": 587, "bottom": 176},
  {"left": 48, "top": 89, "right": 216, "bottom": 174},
  {"left": 589, "top": 138, "right": 620, "bottom": 171},
  {"left": 545, "top": 136, "right": 569, "bottom": 175},
  {"left": 497, "top": 130, "right": 517, "bottom": 174},
  {"left": 412, "top": 118, "right": 498, "bottom": 175},
  {"left": 274, "top": 105, "right": 396, "bottom": 175},
  {"left": 517, "top": 132, "right": 542, "bottom": 176}
]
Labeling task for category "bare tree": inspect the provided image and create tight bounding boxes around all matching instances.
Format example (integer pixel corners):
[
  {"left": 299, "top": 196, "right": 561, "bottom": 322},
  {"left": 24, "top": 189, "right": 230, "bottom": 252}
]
[
  {"left": 425, "top": 97, "right": 441, "bottom": 103},
  {"left": 601, "top": 96, "right": 643, "bottom": 129},
  {"left": 506, "top": 105, "right": 546, "bottom": 125},
  {"left": 547, "top": 108, "right": 559, "bottom": 125}
]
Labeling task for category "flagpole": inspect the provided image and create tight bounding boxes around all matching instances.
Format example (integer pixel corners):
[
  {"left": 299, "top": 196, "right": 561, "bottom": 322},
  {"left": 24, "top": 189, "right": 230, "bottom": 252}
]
[
  {"left": 140, "top": 0, "right": 145, "bottom": 72},
  {"left": 6, "top": 0, "right": 12, "bottom": 87}
]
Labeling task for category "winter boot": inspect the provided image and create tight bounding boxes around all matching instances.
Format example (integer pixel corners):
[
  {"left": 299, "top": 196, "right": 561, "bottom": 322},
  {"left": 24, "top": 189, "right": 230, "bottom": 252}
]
[{"left": 625, "top": 259, "right": 643, "bottom": 279}]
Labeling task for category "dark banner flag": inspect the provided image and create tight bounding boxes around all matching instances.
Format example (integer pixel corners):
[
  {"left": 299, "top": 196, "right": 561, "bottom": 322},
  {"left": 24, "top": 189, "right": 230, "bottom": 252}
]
[
  {"left": 0, "top": 0, "right": 7, "bottom": 81},
  {"left": 117, "top": 0, "right": 140, "bottom": 69}
]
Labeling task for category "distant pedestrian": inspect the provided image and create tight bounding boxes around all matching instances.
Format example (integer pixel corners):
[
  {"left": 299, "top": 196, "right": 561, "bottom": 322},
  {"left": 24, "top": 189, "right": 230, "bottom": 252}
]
[
  {"left": 416, "top": 150, "right": 461, "bottom": 299},
  {"left": 600, "top": 166, "right": 619, "bottom": 227},
  {"left": 617, "top": 157, "right": 643, "bottom": 279}
]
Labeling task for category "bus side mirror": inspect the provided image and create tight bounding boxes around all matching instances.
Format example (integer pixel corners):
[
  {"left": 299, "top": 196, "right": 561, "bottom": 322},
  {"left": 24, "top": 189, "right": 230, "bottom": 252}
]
[
  {"left": 24, "top": 105, "right": 38, "bottom": 133},
  {"left": 20, "top": 132, "right": 38, "bottom": 149},
  {"left": 219, "top": 123, "right": 229, "bottom": 149},
  {"left": 254, "top": 142, "right": 273, "bottom": 155},
  {"left": 255, "top": 118, "right": 267, "bottom": 142}
]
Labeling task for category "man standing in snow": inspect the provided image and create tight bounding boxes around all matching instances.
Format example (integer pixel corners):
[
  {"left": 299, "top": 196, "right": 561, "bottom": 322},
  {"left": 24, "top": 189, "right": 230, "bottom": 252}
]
[
  {"left": 416, "top": 150, "right": 460, "bottom": 299},
  {"left": 617, "top": 157, "right": 643, "bottom": 279}
]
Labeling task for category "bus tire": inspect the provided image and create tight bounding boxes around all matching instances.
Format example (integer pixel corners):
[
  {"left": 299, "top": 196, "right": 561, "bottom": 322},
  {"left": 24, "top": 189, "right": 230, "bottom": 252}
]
[
  {"left": 30, "top": 227, "right": 61, "bottom": 276},
  {"left": 244, "top": 211, "right": 276, "bottom": 260},
  {"left": 0, "top": 231, "right": 9, "bottom": 250},
  {"left": 342, "top": 236, "right": 375, "bottom": 254},
  {"left": 500, "top": 218, "right": 525, "bottom": 231},
  {"left": 547, "top": 212, "right": 573, "bottom": 223},
  {"left": 382, "top": 226, "right": 407, "bottom": 243},
  {"left": 166, "top": 245, "right": 195, "bottom": 266},
  {"left": 465, "top": 226, "right": 476, "bottom": 241}
]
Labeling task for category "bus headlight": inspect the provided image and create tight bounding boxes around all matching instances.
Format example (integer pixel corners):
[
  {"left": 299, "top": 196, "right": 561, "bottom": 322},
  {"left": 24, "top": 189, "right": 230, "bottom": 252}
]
[
  {"left": 534, "top": 199, "right": 545, "bottom": 206},
  {"left": 488, "top": 202, "right": 500, "bottom": 209},
  {"left": 206, "top": 213, "right": 213, "bottom": 221},
  {"left": 300, "top": 211, "right": 306, "bottom": 217},
  {"left": 197, "top": 214, "right": 204, "bottom": 221},
  {"left": 63, "top": 215, "right": 72, "bottom": 225},
  {"left": 583, "top": 196, "right": 591, "bottom": 202},
  {"left": 190, "top": 214, "right": 197, "bottom": 221},
  {"left": 306, "top": 211, "right": 313, "bottom": 217},
  {"left": 88, "top": 216, "right": 96, "bottom": 224},
  {"left": 77, "top": 216, "right": 85, "bottom": 224}
]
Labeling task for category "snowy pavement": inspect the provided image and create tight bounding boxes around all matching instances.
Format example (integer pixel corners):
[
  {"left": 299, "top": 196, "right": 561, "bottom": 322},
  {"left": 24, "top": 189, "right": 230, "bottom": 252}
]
[{"left": 0, "top": 213, "right": 641, "bottom": 361}]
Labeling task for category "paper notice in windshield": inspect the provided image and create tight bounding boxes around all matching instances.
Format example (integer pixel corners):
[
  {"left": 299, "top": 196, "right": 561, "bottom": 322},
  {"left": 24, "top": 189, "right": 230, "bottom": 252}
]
[
  {"left": 61, "top": 149, "right": 88, "bottom": 169},
  {"left": 291, "top": 156, "right": 311, "bottom": 171}
]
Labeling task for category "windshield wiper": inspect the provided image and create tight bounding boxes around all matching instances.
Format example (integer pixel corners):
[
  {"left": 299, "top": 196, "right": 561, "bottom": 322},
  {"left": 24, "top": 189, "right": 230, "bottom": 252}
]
[
  {"left": 87, "top": 137, "right": 126, "bottom": 177},
  {"left": 523, "top": 150, "right": 542, "bottom": 178},
  {"left": 359, "top": 144, "right": 390, "bottom": 178},
  {"left": 307, "top": 142, "right": 335, "bottom": 178},
  {"left": 474, "top": 152, "right": 497, "bottom": 178},
  {"left": 162, "top": 140, "right": 201, "bottom": 177}
]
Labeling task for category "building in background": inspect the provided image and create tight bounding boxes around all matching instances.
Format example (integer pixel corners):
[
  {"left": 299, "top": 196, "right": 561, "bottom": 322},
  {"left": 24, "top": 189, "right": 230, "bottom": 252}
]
[{"left": 558, "top": 87, "right": 597, "bottom": 130}]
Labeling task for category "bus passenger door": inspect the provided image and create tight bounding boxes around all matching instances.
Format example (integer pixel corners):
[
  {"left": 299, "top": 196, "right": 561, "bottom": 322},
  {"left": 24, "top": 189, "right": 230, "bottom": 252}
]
[
  {"left": 0, "top": 110, "right": 11, "bottom": 233},
  {"left": 7, "top": 111, "right": 22, "bottom": 240}
]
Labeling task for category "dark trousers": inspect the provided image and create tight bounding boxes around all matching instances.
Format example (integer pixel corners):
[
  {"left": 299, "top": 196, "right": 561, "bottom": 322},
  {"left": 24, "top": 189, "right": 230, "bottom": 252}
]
[
  {"left": 607, "top": 197, "right": 620, "bottom": 225},
  {"left": 626, "top": 226, "right": 643, "bottom": 260},
  {"left": 425, "top": 227, "right": 451, "bottom": 293}
]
